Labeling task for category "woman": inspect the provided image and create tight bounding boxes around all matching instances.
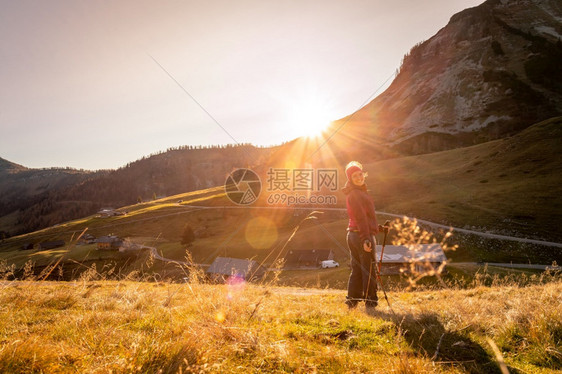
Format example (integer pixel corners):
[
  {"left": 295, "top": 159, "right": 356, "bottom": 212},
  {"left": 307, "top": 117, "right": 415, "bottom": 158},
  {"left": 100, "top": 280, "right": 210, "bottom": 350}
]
[{"left": 343, "top": 161, "right": 379, "bottom": 310}]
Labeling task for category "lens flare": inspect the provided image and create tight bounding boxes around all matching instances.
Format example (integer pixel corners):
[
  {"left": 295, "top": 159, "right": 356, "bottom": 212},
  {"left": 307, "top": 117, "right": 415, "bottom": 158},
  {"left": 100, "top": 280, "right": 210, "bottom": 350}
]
[
  {"left": 215, "top": 310, "right": 226, "bottom": 323},
  {"left": 245, "top": 216, "right": 278, "bottom": 249},
  {"left": 226, "top": 275, "right": 246, "bottom": 301}
]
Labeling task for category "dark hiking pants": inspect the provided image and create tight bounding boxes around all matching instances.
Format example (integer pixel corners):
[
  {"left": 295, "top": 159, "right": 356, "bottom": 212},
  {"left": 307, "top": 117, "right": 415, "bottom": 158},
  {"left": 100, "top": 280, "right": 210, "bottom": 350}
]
[{"left": 346, "top": 231, "right": 378, "bottom": 306}]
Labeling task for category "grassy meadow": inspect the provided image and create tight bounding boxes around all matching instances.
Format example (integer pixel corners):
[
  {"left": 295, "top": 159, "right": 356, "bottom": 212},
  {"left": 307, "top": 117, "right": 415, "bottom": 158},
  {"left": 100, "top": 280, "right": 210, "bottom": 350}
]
[{"left": 0, "top": 269, "right": 560, "bottom": 373}]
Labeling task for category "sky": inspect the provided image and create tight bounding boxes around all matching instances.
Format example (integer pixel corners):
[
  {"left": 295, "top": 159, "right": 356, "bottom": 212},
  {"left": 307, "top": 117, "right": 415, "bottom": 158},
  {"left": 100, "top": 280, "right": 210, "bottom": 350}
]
[{"left": 0, "top": 0, "right": 483, "bottom": 170}]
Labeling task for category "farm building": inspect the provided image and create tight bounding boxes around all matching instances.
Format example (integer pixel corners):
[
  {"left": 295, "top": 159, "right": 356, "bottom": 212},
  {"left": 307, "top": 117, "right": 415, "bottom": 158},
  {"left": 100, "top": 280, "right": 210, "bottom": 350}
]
[
  {"left": 96, "top": 236, "right": 123, "bottom": 250},
  {"left": 284, "top": 249, "right": 334, "bottom": 268},
  {"left": 97, "top": 208, "right": 125, "bottom": 217},
  {"left": 78, "top": 234, "right": 96, "bottom": 245},
  {"left": 38, "top": 240, "right": 65, "bottom": 250},
  {"left": 206, "top": 257, "right": 266, "bottom": 282},
  {"left": 375, "top": 244, "right": 447, "bottom": 275}
]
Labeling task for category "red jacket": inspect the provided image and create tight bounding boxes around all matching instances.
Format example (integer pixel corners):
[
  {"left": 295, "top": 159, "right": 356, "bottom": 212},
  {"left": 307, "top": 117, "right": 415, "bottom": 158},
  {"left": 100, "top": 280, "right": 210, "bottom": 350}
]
[{"left": 343, "top": 182, "right": 379, "bottom": 241}]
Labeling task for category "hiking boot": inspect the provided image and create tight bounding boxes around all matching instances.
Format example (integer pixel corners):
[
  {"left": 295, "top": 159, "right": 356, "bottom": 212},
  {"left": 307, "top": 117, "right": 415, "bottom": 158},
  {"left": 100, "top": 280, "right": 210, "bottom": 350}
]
[
  {"left": 365, "top": 300, "right": 378, "bottom": 310},
  {"left": 345, "top": 299, "right": 358, "bottom": 310}
]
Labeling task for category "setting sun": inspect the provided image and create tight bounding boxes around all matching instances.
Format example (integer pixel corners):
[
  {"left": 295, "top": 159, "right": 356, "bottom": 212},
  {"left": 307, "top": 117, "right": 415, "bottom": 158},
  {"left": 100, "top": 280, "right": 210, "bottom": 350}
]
[{"left": 285, "top": 92, "right": 335, "bottom": 138}]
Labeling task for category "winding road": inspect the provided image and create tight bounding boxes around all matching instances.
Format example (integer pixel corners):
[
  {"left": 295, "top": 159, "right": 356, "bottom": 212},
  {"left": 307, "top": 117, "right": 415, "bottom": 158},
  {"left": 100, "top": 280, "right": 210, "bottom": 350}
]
[
  {"left": 190, "top": 206, "right": 562, "bottom": 248},
  {"left": 380, "top": 212, "right": 562, "bottom": 248},
  {"left": 451, "top": 262, "right": 560, "bottom": 270}
]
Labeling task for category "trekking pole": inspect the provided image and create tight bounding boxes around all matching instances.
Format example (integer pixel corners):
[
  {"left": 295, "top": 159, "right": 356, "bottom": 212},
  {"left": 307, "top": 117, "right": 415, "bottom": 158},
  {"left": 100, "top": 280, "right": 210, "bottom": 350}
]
[
  {"left": 365, "top": 238, "right": 374, "bottom": 303},
  {"left": 377, "top": 220, "right": 391, "bottom": 273},
  {"left": 371, "top": 248, "right": 395, "bottom": 315}
]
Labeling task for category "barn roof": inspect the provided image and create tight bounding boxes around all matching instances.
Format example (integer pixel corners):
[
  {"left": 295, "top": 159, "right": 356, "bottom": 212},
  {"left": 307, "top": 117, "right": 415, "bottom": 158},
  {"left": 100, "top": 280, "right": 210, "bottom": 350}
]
[
  {"left": 206, "top": 257, "right": 265, "bottom": 278},
  {"left": 375, "top": 244, "right": 447, "bottom": 263},
  {"left": 95, "top": 236, "right": 120, "bottom": 243}
]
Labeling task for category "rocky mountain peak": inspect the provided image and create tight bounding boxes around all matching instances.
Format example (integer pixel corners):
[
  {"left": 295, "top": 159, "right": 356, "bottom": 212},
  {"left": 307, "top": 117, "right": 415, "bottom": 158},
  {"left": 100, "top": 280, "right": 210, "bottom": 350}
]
[{"left": 337, "top": 0, "right": 562, "bottom": 155}]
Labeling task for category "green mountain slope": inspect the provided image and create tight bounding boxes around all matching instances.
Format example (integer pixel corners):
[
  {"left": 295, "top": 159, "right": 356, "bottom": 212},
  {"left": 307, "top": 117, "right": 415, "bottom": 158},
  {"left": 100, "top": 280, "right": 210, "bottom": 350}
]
[{"left": 367, "top": 116, "right": 562, "bottom": 242}]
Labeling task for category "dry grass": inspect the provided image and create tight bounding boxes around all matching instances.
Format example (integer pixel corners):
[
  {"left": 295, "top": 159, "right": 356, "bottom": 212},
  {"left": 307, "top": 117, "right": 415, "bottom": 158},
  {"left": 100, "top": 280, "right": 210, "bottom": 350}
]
[
  {"left": 0, "top": 266, "right": 560, "bottom": 373},
  {"left": 0, "top": 217, "right": 560, "bottom": 373}
]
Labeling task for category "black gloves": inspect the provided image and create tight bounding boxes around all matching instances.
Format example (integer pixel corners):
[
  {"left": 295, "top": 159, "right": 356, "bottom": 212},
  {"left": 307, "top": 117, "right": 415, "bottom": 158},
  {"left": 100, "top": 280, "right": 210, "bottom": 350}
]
[{"left": 378, "top": 221, "right": 391, "bottom": 234}]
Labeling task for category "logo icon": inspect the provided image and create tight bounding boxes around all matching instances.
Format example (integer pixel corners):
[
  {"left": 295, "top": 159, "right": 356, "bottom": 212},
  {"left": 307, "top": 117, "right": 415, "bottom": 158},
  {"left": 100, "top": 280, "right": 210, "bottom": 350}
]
[{"left": 224, "top": 168, "right": 261, "bottom": 205}]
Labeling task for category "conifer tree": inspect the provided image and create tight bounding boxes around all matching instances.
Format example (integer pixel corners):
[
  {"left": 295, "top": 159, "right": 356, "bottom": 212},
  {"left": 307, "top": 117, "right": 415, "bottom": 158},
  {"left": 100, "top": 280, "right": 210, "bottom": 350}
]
[{"left": 181, "top": 224, "right": 195, "bottom": 246}]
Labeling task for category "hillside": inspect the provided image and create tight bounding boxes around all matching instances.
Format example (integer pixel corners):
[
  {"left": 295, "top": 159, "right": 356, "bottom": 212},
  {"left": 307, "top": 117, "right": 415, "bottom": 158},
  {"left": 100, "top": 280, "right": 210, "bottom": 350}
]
[
  {"left": 0, "top": 144, "right": 273, "bottom": 236},
  {"left": 329, "top": 0, "right": 562, "bottom": 155},
  {"left": 0, "top": 162, "right": 101, "bottom": 235},
  {"left": 0, "top": 157, "right": 26, "bottom": 173},
  {"left": 1, "top": 117, "right": 560, "bottom": 277},
  {"left": 0, "top": 278, "right": 560, "bottom": 373},
  {"left": 366, "top": 116, "right": 562, "bottom": 242}
]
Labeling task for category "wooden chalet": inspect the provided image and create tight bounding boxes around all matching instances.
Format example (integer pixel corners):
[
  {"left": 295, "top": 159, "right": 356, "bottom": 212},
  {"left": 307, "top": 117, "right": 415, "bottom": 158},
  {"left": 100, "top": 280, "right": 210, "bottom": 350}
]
[
  {"left": 206, "top": 257, "right": 266, "bottom": 282},
  {"left": 96, "top": 236, "right": 123, "bottom": 250},
  {"left": 284, "top": 249, "right": 334, "bottom": 268},
  {"left": 375, "top": 244, "right": 447, "bottom": 275},
  {"left": 78, "top": 234, "right": 96, "bottom": 245},
  {"left": 97, "top": 208, "right": 125, "bottom": 217}
]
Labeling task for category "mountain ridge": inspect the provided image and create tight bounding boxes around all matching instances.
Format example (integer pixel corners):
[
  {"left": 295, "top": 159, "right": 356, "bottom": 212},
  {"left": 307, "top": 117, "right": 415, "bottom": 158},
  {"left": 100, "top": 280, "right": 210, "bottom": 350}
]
[
  {"left": 0, "top": 157, "right": 27, "bottom": 173},
  {"left": 0, "top": 144, "right": 276, "bottom": 235},
  {"left": 331, "top": 0, "right": 562, "bottom": 155}
]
